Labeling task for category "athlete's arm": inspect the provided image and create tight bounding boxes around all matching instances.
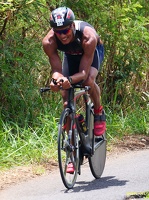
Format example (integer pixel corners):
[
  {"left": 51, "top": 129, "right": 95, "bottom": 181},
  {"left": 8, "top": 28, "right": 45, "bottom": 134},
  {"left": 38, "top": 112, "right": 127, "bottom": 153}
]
[
  {"left": 42, "top": 30, "right": 71, "bottom": 90},
  {"left": 42, "top": 30, "right": 63, "bottom": 77}
]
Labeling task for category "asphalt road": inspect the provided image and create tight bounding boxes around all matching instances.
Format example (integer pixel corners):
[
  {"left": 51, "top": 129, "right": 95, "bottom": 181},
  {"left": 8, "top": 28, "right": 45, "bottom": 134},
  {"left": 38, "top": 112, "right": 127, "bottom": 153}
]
[{"left": 0, "top": 149, "right": 149, "bottom": 200}]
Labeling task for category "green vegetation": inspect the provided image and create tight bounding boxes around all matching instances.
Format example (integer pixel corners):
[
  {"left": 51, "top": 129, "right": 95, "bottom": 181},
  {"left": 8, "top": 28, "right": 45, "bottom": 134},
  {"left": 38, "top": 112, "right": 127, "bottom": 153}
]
[
  {"left": 0, "top": 0, "right": 149, "bottom": 169},
  {"left": 125, "top": 191, "right": 149, "bottom": 199}
]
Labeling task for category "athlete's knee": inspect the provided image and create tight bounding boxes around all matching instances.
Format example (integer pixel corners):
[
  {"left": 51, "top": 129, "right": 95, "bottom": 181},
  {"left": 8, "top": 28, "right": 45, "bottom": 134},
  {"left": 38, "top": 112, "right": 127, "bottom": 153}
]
[
  {"left": 63, "top": 101, "right": 68, "bottom": 108},
  {"left": 83, "top": 75, "right": 95, "bottom": 87}
]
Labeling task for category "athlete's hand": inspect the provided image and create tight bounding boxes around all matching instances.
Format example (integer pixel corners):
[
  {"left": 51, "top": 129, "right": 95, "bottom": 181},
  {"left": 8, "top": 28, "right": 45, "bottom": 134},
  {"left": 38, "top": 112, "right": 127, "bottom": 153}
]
[
  {"left": 57, "top": 77, "right": 71, "bottom": 89},
  {"left": 50, "top": 77, "right": 71, "bottom": 91},
  {"left": 50, "top": 78, "right": 60, "bottom": 92}
]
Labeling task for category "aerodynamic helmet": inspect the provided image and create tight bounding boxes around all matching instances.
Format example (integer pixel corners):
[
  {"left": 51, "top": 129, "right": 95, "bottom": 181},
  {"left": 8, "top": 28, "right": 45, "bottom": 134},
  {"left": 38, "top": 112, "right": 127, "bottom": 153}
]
[{"left": 50, "top": 7, "right": 75, "bottom": 28}]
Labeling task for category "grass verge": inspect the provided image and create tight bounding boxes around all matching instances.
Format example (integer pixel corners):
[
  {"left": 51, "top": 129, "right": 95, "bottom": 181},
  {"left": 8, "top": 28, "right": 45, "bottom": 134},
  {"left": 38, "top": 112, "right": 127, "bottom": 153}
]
[
  {"left": 125, "top": 191, "right": 149, "bottom": 199},
  {"left": 0, "top": 105, "right": 148, "bottom": 170}
]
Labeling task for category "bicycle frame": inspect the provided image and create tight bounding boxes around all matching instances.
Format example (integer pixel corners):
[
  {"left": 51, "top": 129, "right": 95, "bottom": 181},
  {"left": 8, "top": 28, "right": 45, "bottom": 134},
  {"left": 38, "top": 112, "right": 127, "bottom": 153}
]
[
  {"left": 66, "top": 85, "right": 94, "bottom": 156},
  {"left": 69, "top": 85, "right": 106, "bottom": 156}
]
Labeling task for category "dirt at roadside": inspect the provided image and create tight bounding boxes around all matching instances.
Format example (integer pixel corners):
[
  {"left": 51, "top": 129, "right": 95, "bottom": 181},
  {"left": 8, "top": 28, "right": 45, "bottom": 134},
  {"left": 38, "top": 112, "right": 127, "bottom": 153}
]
[
  {"left": 0, "top": 134, "right": 149, "bottom": 191},
  {"left": 0, "top": 160, "right": 58, "bottom": 191},
  {"left": 107, "top": 134, "right": 149, "bottom": 157}
]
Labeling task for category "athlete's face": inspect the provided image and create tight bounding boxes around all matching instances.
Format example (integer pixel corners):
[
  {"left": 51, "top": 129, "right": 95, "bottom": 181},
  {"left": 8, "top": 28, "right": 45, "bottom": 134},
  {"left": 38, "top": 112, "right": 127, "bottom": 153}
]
[{"left": 53, "top": 24, "right": 74, "bottom": 44}]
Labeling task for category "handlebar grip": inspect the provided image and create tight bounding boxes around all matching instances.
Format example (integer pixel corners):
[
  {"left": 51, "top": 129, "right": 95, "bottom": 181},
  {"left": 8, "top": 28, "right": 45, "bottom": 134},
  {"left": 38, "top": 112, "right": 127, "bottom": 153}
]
[{"left": 60, "top": 79, "right": 64, "bottom": 83}]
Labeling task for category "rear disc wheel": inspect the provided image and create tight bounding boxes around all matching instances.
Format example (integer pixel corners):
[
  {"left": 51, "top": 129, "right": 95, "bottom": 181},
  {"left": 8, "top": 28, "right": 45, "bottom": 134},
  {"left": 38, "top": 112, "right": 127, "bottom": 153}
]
[{"left": 89, "top": 132, "right": 106, "bottom": 178}]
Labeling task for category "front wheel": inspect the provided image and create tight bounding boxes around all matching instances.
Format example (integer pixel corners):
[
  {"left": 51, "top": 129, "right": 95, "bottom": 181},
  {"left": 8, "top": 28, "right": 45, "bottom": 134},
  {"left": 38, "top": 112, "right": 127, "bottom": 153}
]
[
  {"left": 88, "top": 132, "right": 106, "bottom": 179},
  {"left": 58, "top": 109, "right": 79, "bottom": 189}
]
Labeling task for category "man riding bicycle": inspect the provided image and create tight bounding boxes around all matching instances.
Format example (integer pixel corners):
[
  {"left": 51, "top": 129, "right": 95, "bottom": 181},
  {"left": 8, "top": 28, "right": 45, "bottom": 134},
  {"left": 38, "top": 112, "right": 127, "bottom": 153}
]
[{"left": 42, "top": 6, "right": 106, "bottom": 156}]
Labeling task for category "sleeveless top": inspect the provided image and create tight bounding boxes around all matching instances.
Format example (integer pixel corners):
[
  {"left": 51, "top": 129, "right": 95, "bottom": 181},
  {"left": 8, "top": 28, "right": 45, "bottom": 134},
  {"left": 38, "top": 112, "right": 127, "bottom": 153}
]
[{"left": 55, "top": 20, "right": 98, "bottom": 55}]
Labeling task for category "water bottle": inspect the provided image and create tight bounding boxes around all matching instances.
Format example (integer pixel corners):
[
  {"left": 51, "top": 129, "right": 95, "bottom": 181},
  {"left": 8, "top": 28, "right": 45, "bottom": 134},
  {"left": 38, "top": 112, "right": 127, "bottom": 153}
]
[{"left": 78, "top": 114, "right": 87, "bottom": 135}]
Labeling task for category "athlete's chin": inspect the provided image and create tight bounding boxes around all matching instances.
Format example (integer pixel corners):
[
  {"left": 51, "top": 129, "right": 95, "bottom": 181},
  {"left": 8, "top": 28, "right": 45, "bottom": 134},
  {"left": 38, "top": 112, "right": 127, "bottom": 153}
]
[
  {"left": 61, "top": 40, "right": 70, "bottom": 45},
  {"left": 60, "top": 38, "right": 72, "bottom": 45}
]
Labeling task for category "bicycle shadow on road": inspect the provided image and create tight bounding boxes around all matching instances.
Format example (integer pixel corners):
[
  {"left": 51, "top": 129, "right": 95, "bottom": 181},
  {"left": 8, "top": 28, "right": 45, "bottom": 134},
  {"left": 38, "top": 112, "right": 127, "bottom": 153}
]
[{"left": 64, "top": 176, "right": 129, "bottom": 193}]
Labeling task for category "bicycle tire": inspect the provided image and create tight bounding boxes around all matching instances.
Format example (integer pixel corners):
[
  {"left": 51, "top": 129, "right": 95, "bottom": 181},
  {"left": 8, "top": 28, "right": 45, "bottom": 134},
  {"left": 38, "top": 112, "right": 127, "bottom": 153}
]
[
  {"left": 88, "top": 132, "right": 106, "bottom": 179},
  {"left": 58, "top": 108, "right": 79, "bottom": 189}
]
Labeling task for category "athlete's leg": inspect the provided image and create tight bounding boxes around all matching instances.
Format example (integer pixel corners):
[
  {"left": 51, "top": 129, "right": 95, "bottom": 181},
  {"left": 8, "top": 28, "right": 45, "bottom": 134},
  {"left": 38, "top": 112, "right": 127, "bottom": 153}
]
[
  {"left": 83, "top": 67, "right": 106, "bottom": 136},
  {"left": 61, "top": 54, "right": 77, "bottom": 174},
  {"left": 83, "top": 44, "right": 106, "bottom": 136},
  {"left": 82, "top": 67, "right": 101, "bottom": 110}
]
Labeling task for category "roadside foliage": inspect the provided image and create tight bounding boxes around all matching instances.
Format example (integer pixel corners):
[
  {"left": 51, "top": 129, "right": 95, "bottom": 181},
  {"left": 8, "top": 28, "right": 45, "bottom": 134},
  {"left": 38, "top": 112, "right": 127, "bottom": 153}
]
[{"left": 0, "top": 0, "right": 148, "bottom": 167}]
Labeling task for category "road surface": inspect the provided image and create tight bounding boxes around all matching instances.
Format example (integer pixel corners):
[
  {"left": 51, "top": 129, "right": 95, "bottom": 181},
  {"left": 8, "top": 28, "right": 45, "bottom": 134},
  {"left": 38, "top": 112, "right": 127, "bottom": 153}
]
[{"left": 0, "top": 149, "right": 149, "bottom": 200}]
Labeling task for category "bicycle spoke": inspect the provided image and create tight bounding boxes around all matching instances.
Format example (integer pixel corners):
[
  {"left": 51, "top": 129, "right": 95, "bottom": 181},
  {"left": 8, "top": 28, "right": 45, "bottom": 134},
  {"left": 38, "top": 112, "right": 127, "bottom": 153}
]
[{"left": 58, "top": 109, "right": 79, "bottom": 189}]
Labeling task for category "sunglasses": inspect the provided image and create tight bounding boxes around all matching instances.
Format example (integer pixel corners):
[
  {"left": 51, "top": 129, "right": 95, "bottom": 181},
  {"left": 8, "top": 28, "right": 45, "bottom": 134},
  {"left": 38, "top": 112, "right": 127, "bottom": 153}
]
[{"left": 53, "top": 26, "right": 71, "bottom": 35}]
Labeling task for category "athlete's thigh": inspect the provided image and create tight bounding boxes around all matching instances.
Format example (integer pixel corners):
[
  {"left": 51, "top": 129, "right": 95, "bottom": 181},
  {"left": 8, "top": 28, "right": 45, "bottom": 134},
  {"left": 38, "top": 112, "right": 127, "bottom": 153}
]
[
  {"left": 62, "top": 54, "right": 81, "bottom": 76},
  {"left": 91, "top": 48, "right": 100, "bottom": 71}
]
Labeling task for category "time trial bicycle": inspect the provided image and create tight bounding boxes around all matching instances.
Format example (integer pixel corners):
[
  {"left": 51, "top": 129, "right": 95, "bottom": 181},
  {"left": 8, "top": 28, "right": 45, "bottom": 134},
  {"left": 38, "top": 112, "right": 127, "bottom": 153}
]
[{"left": 40, "top": 82, "right": 106, "bottom": 189}]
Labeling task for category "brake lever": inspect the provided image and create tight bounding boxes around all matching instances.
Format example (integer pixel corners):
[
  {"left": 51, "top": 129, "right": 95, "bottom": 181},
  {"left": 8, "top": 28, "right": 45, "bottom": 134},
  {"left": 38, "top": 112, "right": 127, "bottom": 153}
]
[
  {"left": 51, "top": 78, "right": 57, "bottom": 85},
  {"left": 59, "top": 79, "right": 64, "bottom": 89},
  {"left": 40, "top": 87, "right": 50, "bottom": 93}
]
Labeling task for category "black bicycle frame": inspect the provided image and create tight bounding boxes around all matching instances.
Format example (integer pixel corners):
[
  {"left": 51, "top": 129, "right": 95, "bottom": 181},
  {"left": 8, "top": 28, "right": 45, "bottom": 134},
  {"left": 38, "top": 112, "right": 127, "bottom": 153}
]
[{"left": 66, "top": 85, "right": 93, "bottom": 155}]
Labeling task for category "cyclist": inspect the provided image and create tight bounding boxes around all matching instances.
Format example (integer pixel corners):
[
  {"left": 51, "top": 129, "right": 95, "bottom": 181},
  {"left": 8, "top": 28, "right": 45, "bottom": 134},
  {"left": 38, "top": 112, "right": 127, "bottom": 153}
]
[{"left": 42, "top": 7, "right": 106, "bottom": 173}]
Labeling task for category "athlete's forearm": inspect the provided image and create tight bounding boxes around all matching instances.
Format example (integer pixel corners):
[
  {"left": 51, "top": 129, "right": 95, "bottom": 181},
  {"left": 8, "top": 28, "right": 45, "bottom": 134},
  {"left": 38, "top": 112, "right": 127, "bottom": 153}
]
[{"left": 49, "top": 55, "right": 61, "bottom": 70}]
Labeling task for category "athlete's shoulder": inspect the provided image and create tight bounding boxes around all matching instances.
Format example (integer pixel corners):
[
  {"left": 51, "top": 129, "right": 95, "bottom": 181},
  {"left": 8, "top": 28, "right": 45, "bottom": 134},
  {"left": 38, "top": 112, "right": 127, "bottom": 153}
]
[
  {"left": 74, "top": 20, "right": 94, "bottom": 31},
  {"left": 42, "top": 29, "right": 58, "bottom": 55},
  {"left": 43, "top": 29, "right": 56, "bottom": 46}
]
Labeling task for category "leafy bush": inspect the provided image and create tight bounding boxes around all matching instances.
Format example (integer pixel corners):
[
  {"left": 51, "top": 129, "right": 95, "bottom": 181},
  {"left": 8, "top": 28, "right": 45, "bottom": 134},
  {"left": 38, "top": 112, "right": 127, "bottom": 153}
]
[{"left": 0, "top": 0, "right": 148, "bottom": 168}]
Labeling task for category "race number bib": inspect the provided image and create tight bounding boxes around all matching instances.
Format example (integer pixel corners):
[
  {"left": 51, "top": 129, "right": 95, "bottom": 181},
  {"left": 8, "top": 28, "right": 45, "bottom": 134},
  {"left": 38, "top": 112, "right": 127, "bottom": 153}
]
[{"left": 55, "top": 15, "right": 64, "bottom": 26}]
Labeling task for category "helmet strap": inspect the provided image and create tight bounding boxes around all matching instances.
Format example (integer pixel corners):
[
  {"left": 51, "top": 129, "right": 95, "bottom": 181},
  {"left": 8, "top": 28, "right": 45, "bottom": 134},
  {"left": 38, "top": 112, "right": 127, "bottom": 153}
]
[
  {"left": 73, "top": 28, "right": 76, "bottom": 36},
  {"left": 71, "top": 23, "right": 76, "bottom": 36}
]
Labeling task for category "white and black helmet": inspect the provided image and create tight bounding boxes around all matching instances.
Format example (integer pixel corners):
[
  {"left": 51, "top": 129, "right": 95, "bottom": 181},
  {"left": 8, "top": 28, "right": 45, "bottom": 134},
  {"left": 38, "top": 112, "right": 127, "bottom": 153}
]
[{"left": 50, "top": 7, "right": 75, "bottom": 28}]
